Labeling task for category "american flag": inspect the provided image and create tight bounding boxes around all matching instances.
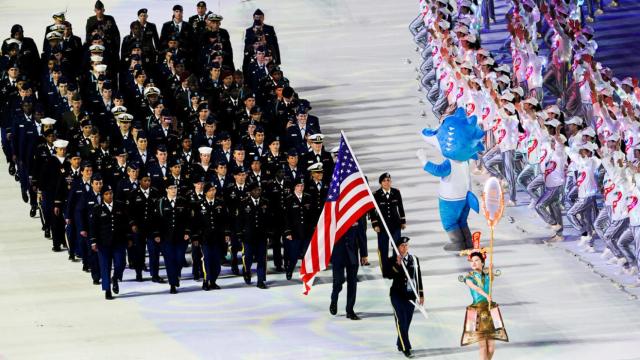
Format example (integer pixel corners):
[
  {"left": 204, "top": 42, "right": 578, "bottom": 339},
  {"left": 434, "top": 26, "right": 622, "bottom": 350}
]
[{"left": 300, "top": 134, "right": 375, "bottom": 294}]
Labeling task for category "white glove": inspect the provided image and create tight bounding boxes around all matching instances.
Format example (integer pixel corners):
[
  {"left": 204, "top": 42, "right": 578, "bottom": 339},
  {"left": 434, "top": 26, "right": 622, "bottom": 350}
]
[{"left": 416, "top": 148, "right": 428, "bottom": 167}]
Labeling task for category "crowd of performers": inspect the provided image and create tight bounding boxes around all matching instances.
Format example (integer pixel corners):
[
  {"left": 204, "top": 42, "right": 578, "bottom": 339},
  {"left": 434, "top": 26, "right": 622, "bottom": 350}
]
[
  {"left": 410, "top": 0, "right": 639, "bottom": 358},
  {"left": 411, "top": 0, "right": 640, "bottom": 286}
]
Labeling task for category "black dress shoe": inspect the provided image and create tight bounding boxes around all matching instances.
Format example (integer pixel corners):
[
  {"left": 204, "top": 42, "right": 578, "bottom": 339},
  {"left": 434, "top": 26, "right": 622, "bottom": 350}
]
[
  {"left": 82, "top": 264, "right": 90, "bottom": 272},
  {"left": 176, "top": 279, "right": 180, "bottom": 288},
  {"left": 329, "top": 301, "right": 337, "bottom": 315},
  {"left": 231, "top": 266, "right": 240, "bottom": 275},
  {"left": 21, "top": 191, "right": 28, "bottom": 203},
  {"left": 202, "top": 282, "right": 210, "bottom": 291},
  {"left": 135, "top": 273, "right": 144, "bottom": 282},
  {"left": 286, "top": 271, "right": 292, "bottom": 280},
  {"left": 243, "top": 273, "right": 251, "bottom": 285},
  {"left": 14, "top": 173, "right": 19, "bottom": 182},
  {"left": 275, "top": 266, "right": 284, "bottom": 273},
  {"left": 346, "top": 313, "right": 361, "bottom": 320},
  {"left": 257, "top": 281, "right": 268, "bottom": 289},
  {"left": 152, "top": 276, "right": 166, "bottom": 283},
  {"left": 112, "top": 279, "right": 119, "bottom": 294},
  {"left": 170, "top": 285, "right": 178, "bottom": 294},
  {"left": 44, "top": 229, "right": 51, "bottom": 238},
  {"left": 193, "top": 275, "right": 201, "bottom": 282},
  {"left": 29, "top": 206, "right": 37, "bottom": 217},
  {"left": 68, "top": 254, "right": 75, "bottom": 261},
  {"left": 93, "top": 279, "right": 100, "bottom": 285},
  {"left": 105, "top": 290, "right": 114, "bottom": 300},
  {"left": 51, "top": 246, "right": 62, "bottom": 252},
  {"left": 8, "top": 162, "right": 16, "bottom": 176},
  {"left": 403, "top": 350, "right": 414, "bottom": 358},
  {"left": 211, "top": 283, "right": 221, "bottom": 290}
]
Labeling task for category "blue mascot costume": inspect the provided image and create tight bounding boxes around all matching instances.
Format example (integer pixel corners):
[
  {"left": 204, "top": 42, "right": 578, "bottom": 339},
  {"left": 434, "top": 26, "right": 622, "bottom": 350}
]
[{"left": 417, "top": 107, "right": 485, "bottom": 251}]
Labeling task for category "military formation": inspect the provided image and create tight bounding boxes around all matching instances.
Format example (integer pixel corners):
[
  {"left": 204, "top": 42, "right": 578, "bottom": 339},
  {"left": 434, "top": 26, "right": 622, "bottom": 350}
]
[{"left": 0, "top": 1, "right": 409, "bottom": 302}]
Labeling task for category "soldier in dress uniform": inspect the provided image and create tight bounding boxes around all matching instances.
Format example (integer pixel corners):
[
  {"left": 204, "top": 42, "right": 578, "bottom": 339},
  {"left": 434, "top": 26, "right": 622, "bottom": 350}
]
[
  {"left": 329, "top": 220, "right": 368, "bottom": 320},
  {"left": 126, "top": 173, "right": 160, "bottom": 282},
  {"left": 187, "top": 176, "right": 206, "bottom": 281},
  {"left": 283, "top": 178, "right": 314, "bottom": 279},
  {"left": 77, "top": 174, "right": 103, "bottom": 283},
  {"left": 90, "top": 184, "right": 128, "bottom": 300},
  {"left": 65, "top": 161, "right": 94, "bottom": 262},
  {"left": 370, "top": 172, "right": 406, "bottom": 276},
  {"left": 189, "top": 1, "right": 212, "bottom": 36},
  {"left": 305, "top": 162, "right": 329, "bottom": 222},
  {"left": 132, "top": 8, "right": 160, "bottom": 71},
  {"left": 300, "top": 133, "right": 334, "bottom": 183},
  {"left": 388, "top": 237, "right": 423, "bottom": 358},
  {"left": 85, "top": 1, "right": 120, "bottom": 63},
  {"left": 237, "top": 182, "right": 272, "bottom": 288},
  {"left": 152, "top": 180, "right": 193, "bottom": 294},
  {"left": 263, "top": 167, "right": 292, "bottom": 272},
  {"left": 194, "top": 183, "right": 230, "bottom": 290},
  {"left": 224, "top": 166, "right": 249, "bottom": 274}
]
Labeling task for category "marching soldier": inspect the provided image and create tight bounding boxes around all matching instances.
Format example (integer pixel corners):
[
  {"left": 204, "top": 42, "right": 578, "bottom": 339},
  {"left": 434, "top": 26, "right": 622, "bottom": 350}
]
[
  {"left": 224, "top": 166, "right": 249, "bottom": 274},
  {"left": 370, "top": 172, "right": 406, "bottom": 276},
  {"left": 194, "top": 183, "right": 230, "bottom": 290},
  {"left": 90, "top": 184, "right": 128, "bottom": 300},
  {"left": 187, "top": 176, "right": 207, "bottom": 281},
  {"left": 283, "top": 178, "right": 314, "bottom": 279},
  {"left": 388, "top": 237, "right": 423, "bottom": 358},
  {"left": 263, "top": 167, "right": 292, "bottom": 272},
  {"left": 76, "top": 174, "right": 103, "bottom": 283},
  {"left": 329, "top": 220, "right": 368, "bottom": 320},
  {"left": 152, "top": 180, "right": 192, "bottom": 294},
  {"left": 126, "top": 173, "right": 160, "bottom": 282},
  {"left": 237, "top": 182, "right": 272, "bottom": 288},
  {"left": 305, "top": 163, "right": 329, "bottom": 221},
  {"left": 300, "top": 133, "right": 334, "bottom": 183}
]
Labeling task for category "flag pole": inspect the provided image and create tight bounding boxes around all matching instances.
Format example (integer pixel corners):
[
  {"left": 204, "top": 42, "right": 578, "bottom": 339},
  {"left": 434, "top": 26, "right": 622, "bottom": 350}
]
[{"left": 340, "top": 131, "right": 427, "bottom": 319}]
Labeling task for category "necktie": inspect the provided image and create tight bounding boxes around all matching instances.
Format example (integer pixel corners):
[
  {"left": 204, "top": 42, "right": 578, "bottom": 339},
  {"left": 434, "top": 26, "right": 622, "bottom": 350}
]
[
  {"left": 258, "top": 146, "right": 262, "bottom": 155},
  {"left": 208, "top": 137, "right": 213, "bottom": 146},
  {"left": 292, "top": 170, "right": 296, "bottom": 178},
  {"left": 106, "top": 204, "right": 112, "bottom": 212},
  {"left": 85, "top": 183, "right": 90, "bottom": 192},
  {"left": 209, "top": 201, "right": 214, "bottom": 206},
  {"left": 161, "top": 165, "right": 166, "bottom": 176},
  {"left": 170, "top": 199, "right": 175, "bottom": 208},
  {"left": 132, "top": 182, "right": 138, "bottom": 190},
  {"left": 385, "top": 192, "right": 390, "bottom": 199},
  {"left": 141, "top": 153, "right": 146, "bottom": 162},
  {"left": 96, "top": 194, "right": 102, "bottom": 204},
  {"left": 317, "top": 182, "right": 321, "bottom": 191},
  {"left": 254, "top": 199, "right": 259, "bottom": 206},
  {"left": 120, "top": 166, "right": 125, "bottom": 173},
  {"left": 143, "top": 190, "right": 149, "bottom": 198},
  {"left": 220, "top": 178, "right": 224, "bottom": 187}
]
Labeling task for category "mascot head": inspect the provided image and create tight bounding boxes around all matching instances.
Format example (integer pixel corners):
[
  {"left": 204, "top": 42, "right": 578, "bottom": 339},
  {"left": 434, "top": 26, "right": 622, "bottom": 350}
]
[{"left": 422, "top": 107, "right": 485, "bottom": 161}]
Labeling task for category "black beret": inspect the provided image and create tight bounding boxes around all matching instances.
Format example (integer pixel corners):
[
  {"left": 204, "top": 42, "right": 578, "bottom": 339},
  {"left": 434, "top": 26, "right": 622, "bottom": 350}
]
[
  {"left": 101, "top": 184, "right": 114, "bottom": 194},
  {"left": 379, "top": 172, "right": 391, "bottom": 184}
]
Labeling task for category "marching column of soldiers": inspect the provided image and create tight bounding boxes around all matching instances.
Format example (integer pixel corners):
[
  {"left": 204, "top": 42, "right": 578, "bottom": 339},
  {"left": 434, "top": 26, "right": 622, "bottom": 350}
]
[{"left": 0, "top": 1, "right": 406, "bottom": 301}]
